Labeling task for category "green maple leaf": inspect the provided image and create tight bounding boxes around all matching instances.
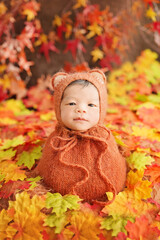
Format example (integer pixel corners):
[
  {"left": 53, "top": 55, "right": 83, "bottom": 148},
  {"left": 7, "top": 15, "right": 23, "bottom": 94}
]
[
  {"left": 127, "top": 151, "right": 154, "bottom": 170},
  {"left": 0, "top": 135, "right": 25, "bottom": 150},
  {"left": 17, "top": 146, "right": 42, "bottom": 170},
  {"left": 46, "top": 192, "right": 82, "bottom": 216},
  {"left": 44, "top": 213, "right": 66, "bottom": 234},
  {"left": 27, "top": 176, "right": 42, "bottom": 189},
  {"left": 148, "top": 94, "right": 160, "bottom": 104},
  {"left": 0, "top": 149, "right": 16, "bottom": 161},
  {"left": 101, "top": 215, "right": 134, "bottom": 237}
]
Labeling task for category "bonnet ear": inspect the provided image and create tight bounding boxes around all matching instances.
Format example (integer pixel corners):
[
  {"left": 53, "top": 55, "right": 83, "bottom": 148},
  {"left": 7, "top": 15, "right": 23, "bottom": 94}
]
[
  {"left": 89, "top": 69, "right": 107, "bottom": 85},
  {"left": 52, "top": 72, "right": 68, "bottom": 89}
]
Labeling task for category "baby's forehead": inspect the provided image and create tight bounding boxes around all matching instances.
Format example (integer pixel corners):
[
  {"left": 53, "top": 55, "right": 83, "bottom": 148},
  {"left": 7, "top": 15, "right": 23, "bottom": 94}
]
[{"left": 64, "top": 83, "right": 98, "bottom": 95}]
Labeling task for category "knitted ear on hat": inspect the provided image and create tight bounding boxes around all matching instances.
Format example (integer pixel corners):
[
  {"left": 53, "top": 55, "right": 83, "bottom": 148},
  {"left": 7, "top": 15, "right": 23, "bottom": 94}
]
[
  {"left": 52, "top": 72, "right": 68, "bottom": 89},
  {"left": 89, "top": 69, "right": 107, "bottom": 85}
]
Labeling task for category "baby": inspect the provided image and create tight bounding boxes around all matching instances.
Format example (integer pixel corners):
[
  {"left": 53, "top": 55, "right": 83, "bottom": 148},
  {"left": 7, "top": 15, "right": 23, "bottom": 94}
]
[{"left": 35, "top": 69, "right": 126, "bottom": 205}]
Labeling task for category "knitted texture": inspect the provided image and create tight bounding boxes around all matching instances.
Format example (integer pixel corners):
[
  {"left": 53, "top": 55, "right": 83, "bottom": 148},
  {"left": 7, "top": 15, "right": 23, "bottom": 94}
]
[{"left": 35, "top": 69, "right": 127, "bottom": 205}]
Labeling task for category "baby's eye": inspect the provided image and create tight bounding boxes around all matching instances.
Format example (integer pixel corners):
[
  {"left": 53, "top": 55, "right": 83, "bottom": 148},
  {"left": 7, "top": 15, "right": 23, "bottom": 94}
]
[
  {"left": 68, "top": 102, "right": 76, "bottom": 106},
  {"left": 88, "top": 103, "right": 96, "bottom": 107}
]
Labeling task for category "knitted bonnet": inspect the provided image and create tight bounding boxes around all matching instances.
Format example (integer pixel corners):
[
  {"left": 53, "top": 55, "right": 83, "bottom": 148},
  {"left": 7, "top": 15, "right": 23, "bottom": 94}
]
[{"left": 52, "top": 69, "right": 107, "bottom": 125}]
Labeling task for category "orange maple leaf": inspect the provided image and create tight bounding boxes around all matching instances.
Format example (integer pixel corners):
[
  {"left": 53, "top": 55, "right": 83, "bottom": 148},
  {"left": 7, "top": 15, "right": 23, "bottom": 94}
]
[
  {"left": 145, "top": 164, "right": 160, "bottom": 185},
  {"left": 126, "top": 215, "right": 160, "bottom": 240}
]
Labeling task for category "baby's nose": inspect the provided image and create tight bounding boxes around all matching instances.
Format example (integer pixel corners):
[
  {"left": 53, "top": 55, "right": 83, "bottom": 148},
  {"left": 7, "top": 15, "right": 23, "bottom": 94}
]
[{"left": 76, "top": 106, "right": 86, "bottom": 113}]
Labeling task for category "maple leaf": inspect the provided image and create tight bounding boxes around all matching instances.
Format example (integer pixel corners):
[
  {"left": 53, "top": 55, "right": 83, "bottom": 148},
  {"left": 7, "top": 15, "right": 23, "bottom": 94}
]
[
  {"left": 17, "top": 22, "right": 36, "bottom": 52},
  {"left": 27, "top": 176, "right": 42, "bottom": 189},
  {"left": 146, "top": 6, "right": 157, "bottom": 21},
  {"left": 87, "top": 23, "right": 103, "bottom": 39},
  {"left": 64, "top": 39, "right": 86, "bottom": 59},
  {"left": 65, "top": 210, "right": 101, "bottom": 240},
  {"left": 8, "top": 191, "right": 45, "bottom": 239},
  {"left": 100, "top": 54, "right": 121, "bottom": 70},
  {"left": 127, "top": 151, "right": 154, "bottom": 170},
  {"left": 44, "top": 213, "right": 67, "bottom": 234},
  {"left": 137, "top": 106, "right": 160, "bottom": 129},
  {"left": 0, "top": 148, "right": 16, "bottom": 161},
  {"left": 0, "top": 2, "right": 7, "bottom": 15},
  {"left": 0, "top": 180, "right": 30, "bottom": 198},
  {"left": 131, "top": 125, "right": 160, "bottom": 142},
  {"left": 0, "top": 135, "right": 25, "bottom": 150},
  {"left": 114, "top": 232, "right": 127, "bottom": 240},
  {"left": 91, "top": 48, "right": 104, "bottom": 62},
  {"left": 95, "top": 34, "right": 113, "bottom": 49},
  {"left": 0, "top": 160, "right": 26, "bottom": 182},
  {"left": 102, "top": 190, "right": 157, "bottom": 218},
  {"left": 0, "top": 209, "right": 17, "bottom": 239},
  {"left": 126, "top": 170, "right": 152, "bottom": 200},
  {"left": 0, "top": 85, "right": 8, "bottom": 102},
  {"left": 125, "top": 215, "right": 160, "bottom": 240},
  {"left": 145, "top": 164, "right": 160, "bottom": 185},
  {"left": 39, "top": 41, "right": 59, "bottom": 61},
  {"left": 18, "top": 51, "right": 34, "bottom": 75},
  {"left": 153, "top": 21, "right": 160, "bottom": 34},
  {"left": 21, "top": 1, "right": 40, "bottom": 21},
  {"left": 65, "top": 24, "right": 72, "bottom": 39},
  {"left": 45, "top": 192, "right": 82, "bottom": 216},
  {"left": 101, "top": 215, "right": 134, "bottom": 237},
  {"left": 16, "top": 145, "right": 42, "bottom": 170},
  {"left": 73, "top": 0, "right": 88, "bottom": 9},
  {"left": 52, "top": 15, "right": 62, "bottom": 26}
]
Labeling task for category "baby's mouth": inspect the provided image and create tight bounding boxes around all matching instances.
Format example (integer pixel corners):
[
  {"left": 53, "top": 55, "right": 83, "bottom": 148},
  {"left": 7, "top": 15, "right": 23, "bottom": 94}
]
[{"left": 74, "top": 117, "right": 88, "bottom": 122}]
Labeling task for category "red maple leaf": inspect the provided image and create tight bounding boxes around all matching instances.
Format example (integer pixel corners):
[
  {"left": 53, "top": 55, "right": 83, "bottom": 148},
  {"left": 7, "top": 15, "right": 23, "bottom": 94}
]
[
  {"left": 153, "top": 21, "right": 160, "bottom": 34},
  {"left": 115, "top": 232, "right": 127, "bottom": 240},
  {"left": 95, "top": 34, "right": 113, "bottom": 49},
  {"left": 56, "top": 25, "right": 66, "bottom": 40},
  {"left": 0, "top": 180, "right": 30, "bottom": 198},
  {"left": 64, "top": 39, "right": 86, "bottom": 59},
  {"left": 100, "top": 53, "right": 121, "bottom": 70},
  {"left": 39, "top": 41, "right": 59, "bottom": 61},
  {"left": 0, "top": 86, "right": 8, "bottom": 102}
]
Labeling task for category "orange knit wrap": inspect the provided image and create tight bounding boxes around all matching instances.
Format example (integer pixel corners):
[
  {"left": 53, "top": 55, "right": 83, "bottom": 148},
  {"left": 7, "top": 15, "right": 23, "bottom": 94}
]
[{"left": 35, "top": 69, "right": 127, "bottom": 205}]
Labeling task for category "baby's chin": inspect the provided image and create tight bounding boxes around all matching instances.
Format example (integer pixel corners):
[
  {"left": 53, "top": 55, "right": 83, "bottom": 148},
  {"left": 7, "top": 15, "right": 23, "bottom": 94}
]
[{"left": 65, "top": 123, "right": 93, "bottom": 132}]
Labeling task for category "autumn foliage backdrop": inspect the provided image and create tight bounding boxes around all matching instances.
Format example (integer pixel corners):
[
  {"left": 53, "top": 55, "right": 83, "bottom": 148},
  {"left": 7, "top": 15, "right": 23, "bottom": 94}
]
[{"left": 1, "top": 0, "right": 160, "bottom": 239}]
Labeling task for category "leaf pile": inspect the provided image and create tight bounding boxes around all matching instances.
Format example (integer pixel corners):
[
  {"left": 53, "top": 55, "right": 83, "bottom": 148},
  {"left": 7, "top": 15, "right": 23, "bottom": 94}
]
[{"left": 0, "top": 49, "right": 160, "bottom": 239}]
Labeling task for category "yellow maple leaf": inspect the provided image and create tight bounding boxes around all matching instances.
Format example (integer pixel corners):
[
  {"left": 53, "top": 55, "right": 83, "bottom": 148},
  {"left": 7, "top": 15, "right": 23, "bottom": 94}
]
[
  {"left": 103, "top": 190, "right": 156, "bottom": 218},
  {"left": 91, "top": 48, "right": 104, "bottom": 62},
  {"left": 34, "top": 33, "right": 48, "bottom": 47},
  {"left": 73, "top": 0, "right": 88, "bottom": 9},
  {"left": 52, "top": 15, "right": 62, "bottom": 26},
  {"left": 0, "top": 117, "right": 17, "bottom": 125},
  {"left": 0, "top": 160, "right": 26, "bottom": 182},
  {"left": 0, "top": 209, "right": 16, "bottom": 239},
  {"left": 0, "top": 2, "right": 7, "bottom": 15},
  {"left": 87, "top": 23, "right": 103, "bottom": 39},
  {"left": 65, "top": 24, "right": 73, "bottom": 39},
  {"left": 0, "top": 74, "right": 11, "bottom": 89},
  {"left": 22, "top": 9, "right": 36, "bottom": 21},
  {"left": 0, "top": 99, "right": 31, "bottom": 116},
  {"left": 40, "top": 112, "right": 53, "bottom": 121},
  {"left": 146, "top": 7, "right": 157, "bottom": 21},
  {"left": 0, "top": 64, "right": 6, "bottom": 73},
  {"left": 64, "top": 210, "right": 101, "bottom": 240},
  {"left": 126, "top": 170, "right": 152, "bottom": 200},
  {"left": 132, "top": 125, "right": 160, "bottom": 142},
  {"left": 8, "top": 192, "right": 45, "bottom": 240}
]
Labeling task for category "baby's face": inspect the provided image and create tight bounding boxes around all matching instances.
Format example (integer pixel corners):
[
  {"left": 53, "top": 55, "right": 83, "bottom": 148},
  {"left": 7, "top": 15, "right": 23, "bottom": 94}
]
[{"left": 60, "top": 83, "right": 100, "bottom": 131}]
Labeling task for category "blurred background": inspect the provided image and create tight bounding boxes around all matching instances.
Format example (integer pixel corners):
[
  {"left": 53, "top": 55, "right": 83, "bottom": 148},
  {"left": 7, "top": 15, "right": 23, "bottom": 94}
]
[{"left": 0, "top": 0, "right": 160, "bottom": 88}]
